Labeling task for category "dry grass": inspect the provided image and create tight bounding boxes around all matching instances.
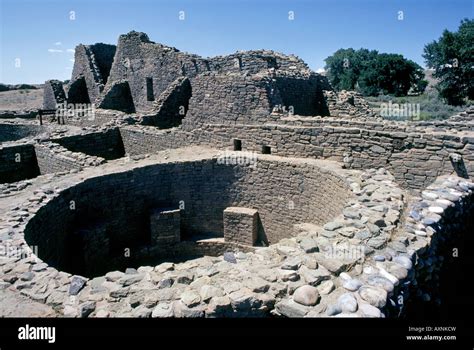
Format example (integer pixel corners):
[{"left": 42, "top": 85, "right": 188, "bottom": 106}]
[{"left": 0, "top": 89, "right": 43, "bottom": 111}]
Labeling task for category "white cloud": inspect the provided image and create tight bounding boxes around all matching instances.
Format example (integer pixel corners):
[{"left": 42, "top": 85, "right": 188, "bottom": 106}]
[
  {"left": 69, "top": 59, "right": 75, "bottom": 62},
  {"left": 48, "top": 49, "right": 63, "bottom": 53},
  {"left": 67, "top": 49, "right": 75, "bottom": 53},
  {"left": 54, "top": 42, "right": 62, "bottom": 46},
  {"left": 316, "top": 68, "right": 325, "bottom": 74}
]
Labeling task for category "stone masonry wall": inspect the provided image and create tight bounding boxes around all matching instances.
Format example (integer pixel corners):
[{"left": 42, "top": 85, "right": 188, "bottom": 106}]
[
  {"left": 0, "top": 143, "right": 39, "bottom": 183},
  {"left": 141, "top": 77, "right": 192, "bottom": 128},
  {"left": 0, "top": 123, "right": 46, "bottom": 143},
  {"left": 43, "top": 80, "right": 66, "bottom": 110},
  {"left": 150, "top": 208, "right": 181, "bottom": 246},
  {"left": 23, "top": 154, "right": 351, "bottom": 276},
  {"left": 274, "top": 72, "right": 330, "bottom": 116},
  {"left": 182, "top": 72, "right": 282, "bottom": 128},
  {"left": 223, "top": 207, "right": 259, "bottom": 246},
  {"left": 34, "top": 142, "right": 105, "bottom": 174},
  {"left": 49, "top": 127, "right": 125, "bottom": 160},
  {"left": 68, "top": 43, "right": 117, "bottom": 104},
  {"left": 105, "top": 31, "right": 210, "bottom": 113},
  {"left": 208, "top": 50, "right": 309, "bottom": 74},
  {"left": 118, "top": 121, "right": 473, "bottom": 190}
]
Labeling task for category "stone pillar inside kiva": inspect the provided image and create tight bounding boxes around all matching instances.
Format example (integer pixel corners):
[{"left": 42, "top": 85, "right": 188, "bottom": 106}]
[
  {"left": 149, "top": 208, "right": 182, "bottom": 245},
  {"left": 223, "top": 207, "right": 259, "bottom": 246}
]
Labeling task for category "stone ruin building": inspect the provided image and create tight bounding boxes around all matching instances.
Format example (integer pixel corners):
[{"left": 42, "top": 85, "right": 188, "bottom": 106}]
[{"left": 0, "top": 31, "right": 473, "bottom": 318}]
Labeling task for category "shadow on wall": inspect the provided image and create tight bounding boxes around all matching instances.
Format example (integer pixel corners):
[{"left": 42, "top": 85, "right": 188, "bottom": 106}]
[
  {"left": 0, "top": 144, "right": 40, "bottom": 183},
  {"left": 67, "top": 77, "right": 91, "bottom": 104},
  {"left": 52, "top": 128, "right": 126, "bottom": 160},
  {"left": 403, "top": 200, "right": 474, "bottom": 320},
  {"left": 275, "top": 76, "right": 330, "bottom": 116},
  {"left": 141, "top": 77, "right": 193, "bottom": 129},
  {"left": 257, "top": 217, "right": 269, "bottom": 246},
  {"left": 451, "top": 157, "right": 469, "bottom": 179},
  {"left": 97, "top": 81, "right": 136, "bottom": 113}
]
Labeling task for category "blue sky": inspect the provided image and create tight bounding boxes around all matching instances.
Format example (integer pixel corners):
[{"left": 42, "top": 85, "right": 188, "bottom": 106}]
[{"left": 0, "top": 0, "right": 472, "bottom": 84}]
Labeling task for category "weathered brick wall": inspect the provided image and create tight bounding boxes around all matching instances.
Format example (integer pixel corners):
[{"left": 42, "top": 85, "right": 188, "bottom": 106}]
[{"left": 0, "top": 144, "right": 39, "bottom": 183}]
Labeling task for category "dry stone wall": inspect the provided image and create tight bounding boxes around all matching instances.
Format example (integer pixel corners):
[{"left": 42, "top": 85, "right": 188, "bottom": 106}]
[
  {"left": 68, "top": 43, "right": 116, "bottom": 104},
  {"left": 1, "top": 145, "right": 472, "bottom": 318},
  {"left": 141, "top": 77, "right": 192, "bottom": 128},
  {"left": 49, "top": 127, "right": 125, "bottom": 160},
  {"left": 34, "top": 142, "right": 105, "bottom": 174},
  {"left": 0, "top": 143, "right": 39, "bottom": 183},
  {"left": 104, "top": 31, "right": 210, "bottom": 113},
  {"left": 43, "top": 80, "right": 66, "bottom": 110},
  {"left": 21, "top": 152, "right": 351, "bottom": 277},
  {"left": 118, "top": 122, "right": 474, "bottom": 190},
  {"left": 0, "top": 123, "right": 46, "bottom": 143}
]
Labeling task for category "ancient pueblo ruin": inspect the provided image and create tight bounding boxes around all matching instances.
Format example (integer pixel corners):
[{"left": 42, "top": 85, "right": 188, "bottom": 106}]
[{"left": 0, "top": 31, "right": 473, "bottom": 318}]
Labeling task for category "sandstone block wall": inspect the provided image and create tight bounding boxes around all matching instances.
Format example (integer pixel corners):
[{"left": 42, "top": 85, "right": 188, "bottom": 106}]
[
  {"left": 150, "top": 208, "right": 181, "bottom": 246},
  {"left": 275, "top": 72, "right": 330, "bottom": 116},
  {"left": 104, "top": 31, "right": 210, "bottom": 113},
  {"left": 74, "top": 221, "right": 110, "bottom": 277},
  {"left": 118, "top": 119, "right": 473, "bottom": 190},
  {"left": 34, "top": 143, "right": 83, "bottom": 174},
  {"left": 0, "top": 144, "right": 39, "bottom": 183},
  {"left": 50, "top": 127, "right": 125, "bottom": 160},
  {"left": 69, "top": 43, "right": 116, "bottom": 103},
  {"left": 24, "top": 155, "right": 352, "bottom": 275},
  {"left": 43, "top": 80, "right": 66, "bottom": 110},
  {"left": 0, "top": 123, "right": 46, "bottom": 143},
  {"left": 64, "top": 110, "right": 125, "bottom": 127},
  {"left": 96, "top": 80, "right": 136, "bottom": 113},
  {"left": 119, "top": 126, "right": 190, "bottom": 155},
  {"left": 141, "top": 77, "right": 192, "bottom": 128},
  {"left": 182, "top": 72, "right": 281, "bottom": 128},
  {"left": 208, "top": 50, "right": 309, "bottom": 74},
  {"left": 223, "top": 207, "right": 258, "bottom": 246}
]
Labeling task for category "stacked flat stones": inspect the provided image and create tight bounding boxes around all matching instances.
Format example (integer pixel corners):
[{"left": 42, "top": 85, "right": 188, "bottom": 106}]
[{"left": 5, "top": 164, "right": 470, "bottom": 318}]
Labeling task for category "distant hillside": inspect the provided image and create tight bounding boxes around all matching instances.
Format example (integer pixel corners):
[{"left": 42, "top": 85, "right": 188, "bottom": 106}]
[
  {"left": 0, "top": 89, "right": 43, "bottom": 111},
  {"left": 0, "top": 83, "right": 43, "bottom": 92}
]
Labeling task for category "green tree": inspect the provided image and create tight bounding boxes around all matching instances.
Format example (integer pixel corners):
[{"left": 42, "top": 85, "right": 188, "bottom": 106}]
[
  {"left": 423, "top": 19, "right": 474, "bottom": 105},
  {"left": 324, "top": 49, "right": 426, "bottom": 97}
]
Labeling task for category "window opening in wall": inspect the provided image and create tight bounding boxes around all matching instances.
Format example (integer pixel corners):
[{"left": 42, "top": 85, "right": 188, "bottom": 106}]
[
  {"left": 262, "top": 145, "right": 271, "bottom": 154},
  {"left": 146, "top": 77, "right": 154, "bottom": 101},
  {"left": 233, "top": 139, "right": 242, "bottom": 151}
]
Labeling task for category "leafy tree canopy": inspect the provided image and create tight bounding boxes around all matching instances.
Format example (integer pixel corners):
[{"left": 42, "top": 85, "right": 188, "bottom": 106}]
[
  {"left": 325, "top": 48, "right": 426, "bottom": 97},
  {"left": 423, "top": 19, "right": 474, "bottom": 105}
]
